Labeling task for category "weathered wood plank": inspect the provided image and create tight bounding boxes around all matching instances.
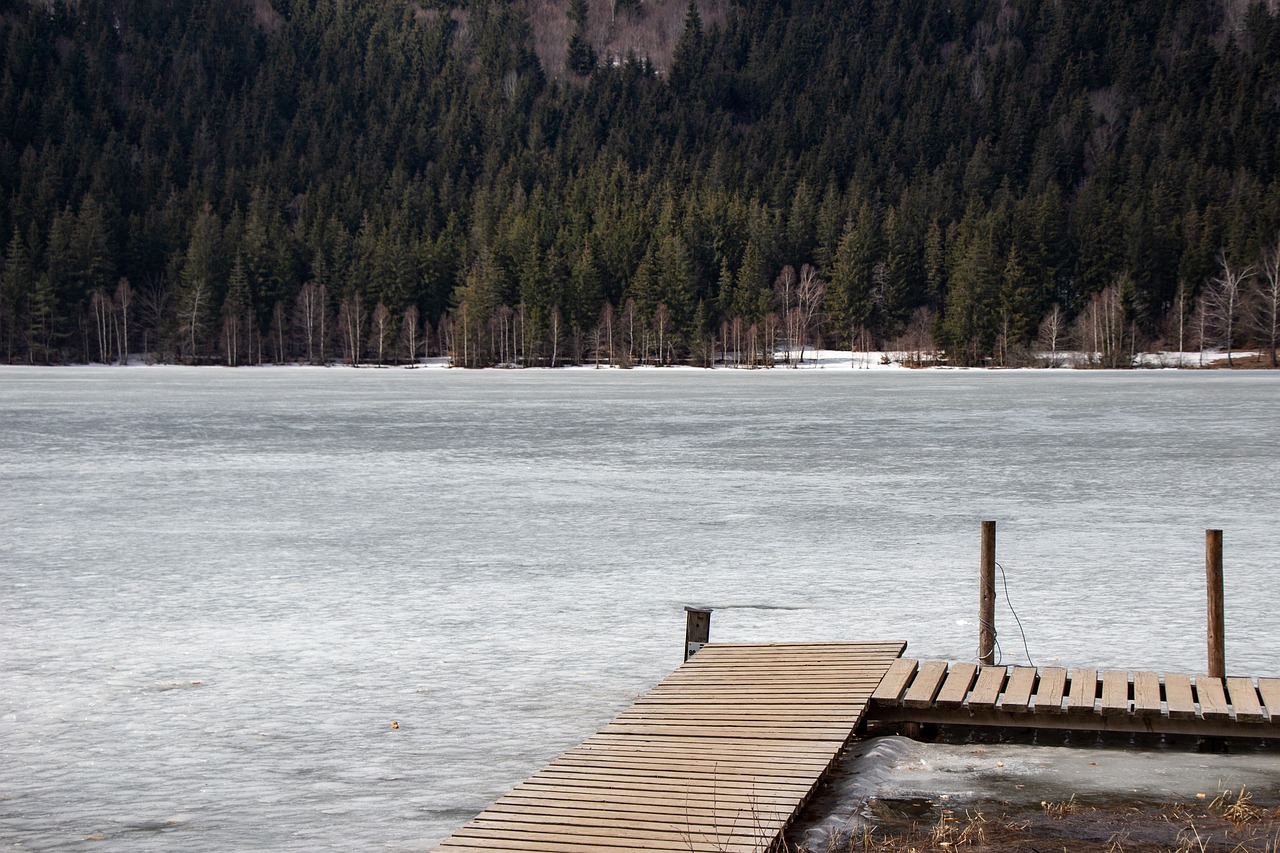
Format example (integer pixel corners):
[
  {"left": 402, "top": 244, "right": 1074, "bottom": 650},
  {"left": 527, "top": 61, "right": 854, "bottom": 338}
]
[
  {"left": 1195, "top": 676, "right": 1231, "bottom": 722},
  {"left": 871, "top": 658, "right": 919, "bottom": 705},
  {"left": 966, "top": 665, "right": 1007, "bottom": 710},
  {"left": 934, "top": 662, "right": 978, "bottom": 709},
  {"left": 1164, "top": 673, "right": 1196, "bottom": 719},
  {"left": 1033, "top": 667, "right": 1067, "bottom": 714},
  {"left": 1258, "top": 678, "right": 1280, "bottom": 722},
  {"left": 1066, "top": 668, "right": 1098, "bottom": 713},
  {"left": 1132, "top": 671, "right": 1162, "bottom": 717},
  {"left": 1100, "top": 670, "right": 1131, "bottom": 717},
  {"left": 1000, "top": 667, "right": 1037, "bottom": 713},
  {"left": 1226, "top": 677, "right": 1265, "bottom": 723},
  {"left": 903, "top": 660, "right": 949, "bottom": 709}
]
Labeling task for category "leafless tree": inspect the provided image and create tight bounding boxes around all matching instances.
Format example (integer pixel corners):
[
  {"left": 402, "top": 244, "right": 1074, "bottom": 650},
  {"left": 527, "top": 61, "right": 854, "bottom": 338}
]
[
  {"left": 599, "top": 300, "right": 615, "bottom": 367},
  {"left": 401, "top": 304, "right": 420, "bottom": 365},
  {"left": 796, "top": 263, "right": 827, "bottom": 365},
  {"left": 90, "top": 288, "right": 112, "bottom": 364},
  {"left": 1075, "top": 280, "right": 1134, "bottom": 368},
  {"left": 651, "top": 302, "right": 669, "bottom": 365},
  {"left": 549, "top": 305, "right": 563, "bottom": 367},
  {"left": 1208, "top": 251, "right": 1254, "bottom": 367},
  {"left": 294, "top": 282, "right": 323, "bottom": 364},
  {"left": 621, "top": 298, "right": 637, "bottom": 366},
  {"left": 1036, "top": 303, "right": 1067, "bottom": 367},
  {"left": 136, "top": 272, "right": 168, "bottom": 360},
  {"left": 115, "top": 278, "right": 132, "bottom": 364},
  {"left": 773, "top": 265, "right": 796, "bottom": 363},
  {"left": 1250, "top": 235, "right": 1280, "bottom": 368},
  {"left": 220, "top": 299, "right": 242, "bottom": 366},
  {"left": 372, "top": 301, "right": 391, "bottom": 365},
  {"left": 339, "top": 294, "right": 363, "bottom": 366}
]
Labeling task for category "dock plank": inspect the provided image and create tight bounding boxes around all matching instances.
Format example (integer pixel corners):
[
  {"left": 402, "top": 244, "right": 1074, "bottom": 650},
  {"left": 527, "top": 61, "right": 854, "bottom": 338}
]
[
  {"left": 1100, "top": 670, "right": 1131, "bottom": 717},
  {"left": 935, "top": 663, "right": 978, "bottom": 709},
  {"left": 1066, "top": 669, "right": 1098, "bottom": 713},
  {"left": 871, "top": 658, "right": 919, "bottom": 705},
  {"left": 1033, "top": 667, "right": 1067, "bottom": 714},
  {"left": 1000, "top": 667, "right": 1037, "bottom": 713},
  {"left": 1258, "top": 678, "right": 1280, "bottom": 723},
  {"left": 1226, "top": 677, "right": 1265, "bottom": 723},
  {"left": 967, "top": 665, "right": 1007, "bottom": 710},
  {"left": 903, "top": 661, "right": 949, "bottom": 709},
  {"left": 431, "top": 642, "right": 905, "bottom": 853},
  {"left": 1164, "top": 673, "right": 1196, "bottom": 719},
  {"left": 1132, "top": 672, "right": 1162, "bottom": 717},
  {"left": 1196, "top": 677, "right": 1231, "bottom": 722}
]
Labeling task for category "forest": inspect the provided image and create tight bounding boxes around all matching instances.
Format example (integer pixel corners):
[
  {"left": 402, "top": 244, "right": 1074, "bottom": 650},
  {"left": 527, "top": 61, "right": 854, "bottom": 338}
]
[{"left": 2, "top": 0, "right": 1280, "bottom": 367}]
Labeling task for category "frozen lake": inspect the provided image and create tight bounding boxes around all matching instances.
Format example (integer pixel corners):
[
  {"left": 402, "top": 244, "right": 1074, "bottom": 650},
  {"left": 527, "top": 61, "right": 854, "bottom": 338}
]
[{"left": 2, "top": 365, "right": 1279, "bottom": 851}]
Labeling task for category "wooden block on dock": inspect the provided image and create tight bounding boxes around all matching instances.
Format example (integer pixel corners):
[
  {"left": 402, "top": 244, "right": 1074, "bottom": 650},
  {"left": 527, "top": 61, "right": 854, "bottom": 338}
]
[
  {"left": 903, "top": 660, "right": 949, "bottom": 709},
  {"left": 871, "top": 658, "right": 918, "bottom": 705},
  {"left": 1000, "top": 666, "right": 1037, "bottom": 713},
  {"left": 1066, "top": 668, "right": 1098, "bottom": 713},
  {"left": 1196, "top": 676, "right": 1231, "bottom": 722},
  {"left": 935, "top": 662, "right": 978, "bottom": 709},
  {"left": 1226, "top": 677, "right": 1265, "bottom": 723},
  {"left": 967, "top": 665, "right": 1007, "bottom": 711},
  {"left": 1100, "top": 670, "right": 1131, "bottom": 717},
  {"left": 1258, "top": 678, "right": 1280, "bottom": 723},
  {"left": 1164, "top": 673, "right": 1197, "bottom": 719},
  {"left": 1132, "top": 671, "right": 1162, "bottom": 717},
  {"left": 1033, "top": 667, "right": 1067, "bottom": 714}
]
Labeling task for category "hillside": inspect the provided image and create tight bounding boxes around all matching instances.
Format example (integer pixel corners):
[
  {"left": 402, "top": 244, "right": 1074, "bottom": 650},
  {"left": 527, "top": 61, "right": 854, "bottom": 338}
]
[{"left": 2, "top": 0, "right": 1279, "bottom": 366}]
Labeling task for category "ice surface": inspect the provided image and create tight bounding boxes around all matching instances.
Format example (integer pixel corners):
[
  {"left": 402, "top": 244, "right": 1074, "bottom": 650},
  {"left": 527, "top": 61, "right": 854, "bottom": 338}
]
[{"left": 1, "top": 365, "right": 1279, "bottom": 850}]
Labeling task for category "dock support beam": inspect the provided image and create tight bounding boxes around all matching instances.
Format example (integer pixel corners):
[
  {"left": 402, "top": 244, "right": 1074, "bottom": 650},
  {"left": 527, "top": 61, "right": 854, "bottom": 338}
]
[
  {"left": 1206, "top": 529, "right": 1224, "bottom": 678},
  {"left": 684, "top": 607, "right": 712, "bottom": 661},
  {"left": 979, "top": 520, "right": 996, "bottom": 666}
]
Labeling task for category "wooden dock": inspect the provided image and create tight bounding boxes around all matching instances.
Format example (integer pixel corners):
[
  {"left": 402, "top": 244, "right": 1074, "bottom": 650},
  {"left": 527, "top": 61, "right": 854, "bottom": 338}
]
[
  {"left": 869, "top": 658, "right": 1280, "bottom": 738},
  {"left": 431, "top": 641, "right": 905, "bottom": 853}
]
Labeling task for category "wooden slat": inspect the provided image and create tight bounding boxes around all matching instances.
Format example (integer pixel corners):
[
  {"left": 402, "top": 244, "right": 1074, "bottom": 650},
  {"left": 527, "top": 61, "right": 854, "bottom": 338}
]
[
  {"left": 903, "top": 660, "right": 948, "bottom": 709},
  {"left": 1033, "top": 667, "right": 1067, "bottom": 714},
  {"left": 1066, "top": 668, "right": 1098, "bottom": 713},
  {"left": 966, "top": 665, "right": 1007, "bottom": 710},
  {"left": 1195, "top": 676, "right": 1231, "bottom": 722},
  {"left": 1100, "top": 670, "right": 1130, "bottom": 717},
  {"left": 1132, "top": 671, "right": 1162, "bottom": 717},
  {"left": 871, "top": 658, "right": 918, "bottom": 705},
  {"left": 1000, "top": 667, "right": 1037, "bottom": 713},
  {"left": 432, "top": 641, "right": 905, "bottom": 853},
  {"left": 1226, "top": 677, "right": 1265, "bottom": 723},
  {"left": 1258, "top": 678, "right": 1280, "bottom": 722},
  {"left": 1164, "top": 673, "right": 1196, "bottom": 719},
  {"left": 934, "top": 662, "right": 978, "bottom": 709}
]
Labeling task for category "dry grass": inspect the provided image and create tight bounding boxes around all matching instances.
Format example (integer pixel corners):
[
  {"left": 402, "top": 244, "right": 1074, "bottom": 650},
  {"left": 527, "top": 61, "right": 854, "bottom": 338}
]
[{"left": 791, "top": 787, "right": 1280, "bottom": 853}]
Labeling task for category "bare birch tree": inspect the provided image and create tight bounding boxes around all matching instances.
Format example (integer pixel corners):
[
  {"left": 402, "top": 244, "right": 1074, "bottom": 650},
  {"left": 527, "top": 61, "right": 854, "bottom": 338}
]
[
  {"left": 1036, "top": 303, "right": 1066, "bottom": 367},
  {"left": 372, "top": 302, "right": 391, "bottom": 365},
  {"left": 1208, "top": 251, "right": 1254, "bottom": 367},
  {"left": 796, "top": 263, "right": 827, "bottom": 365},
  {"left": 401, "top": 304, "right": 420, "bottom": 365},
  {"left": 773, "top": 265, "right": 796, "bottom": 363}
]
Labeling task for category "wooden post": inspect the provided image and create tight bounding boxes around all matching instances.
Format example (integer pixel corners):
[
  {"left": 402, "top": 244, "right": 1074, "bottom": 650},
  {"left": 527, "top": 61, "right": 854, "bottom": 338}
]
[
  {"left": 979, "top": 520, "right": 996, "bottom": 666},
  {"left": 684, "top": 607, "right": 712, "bottom": 661},
  {"left": 1206, "top": 529, "right": 1225, "bottom": 679}
]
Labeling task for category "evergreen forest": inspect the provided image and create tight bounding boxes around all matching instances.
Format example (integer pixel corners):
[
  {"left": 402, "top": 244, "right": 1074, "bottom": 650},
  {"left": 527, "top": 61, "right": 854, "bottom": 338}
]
[{"left": 3, "top": 0, "right": 1280, "bottom": 367}]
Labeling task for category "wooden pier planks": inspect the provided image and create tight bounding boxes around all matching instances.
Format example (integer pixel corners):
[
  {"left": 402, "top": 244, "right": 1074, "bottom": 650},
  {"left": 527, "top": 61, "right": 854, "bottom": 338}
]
[
  {"left": 433, "top": 641, "right": 906, "bottom": 853},
  {"left": 870, "top": 660, "right": 1280, "bottom": 738}
]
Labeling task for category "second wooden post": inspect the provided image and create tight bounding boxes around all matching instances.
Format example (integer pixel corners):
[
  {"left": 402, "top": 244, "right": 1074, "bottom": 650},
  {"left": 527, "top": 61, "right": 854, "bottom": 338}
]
[
  {"left": 1206, "top": 529, "right": 1225, "bottom": 678},
  {"left": 979, "top": 520, "right": 996, "bottom": 666}
]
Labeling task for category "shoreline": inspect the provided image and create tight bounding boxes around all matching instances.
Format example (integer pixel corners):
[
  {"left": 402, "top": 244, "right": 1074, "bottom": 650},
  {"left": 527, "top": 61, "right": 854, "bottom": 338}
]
[{"left": 0, "top": 348, "right": 1274, "bottom": 373}]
